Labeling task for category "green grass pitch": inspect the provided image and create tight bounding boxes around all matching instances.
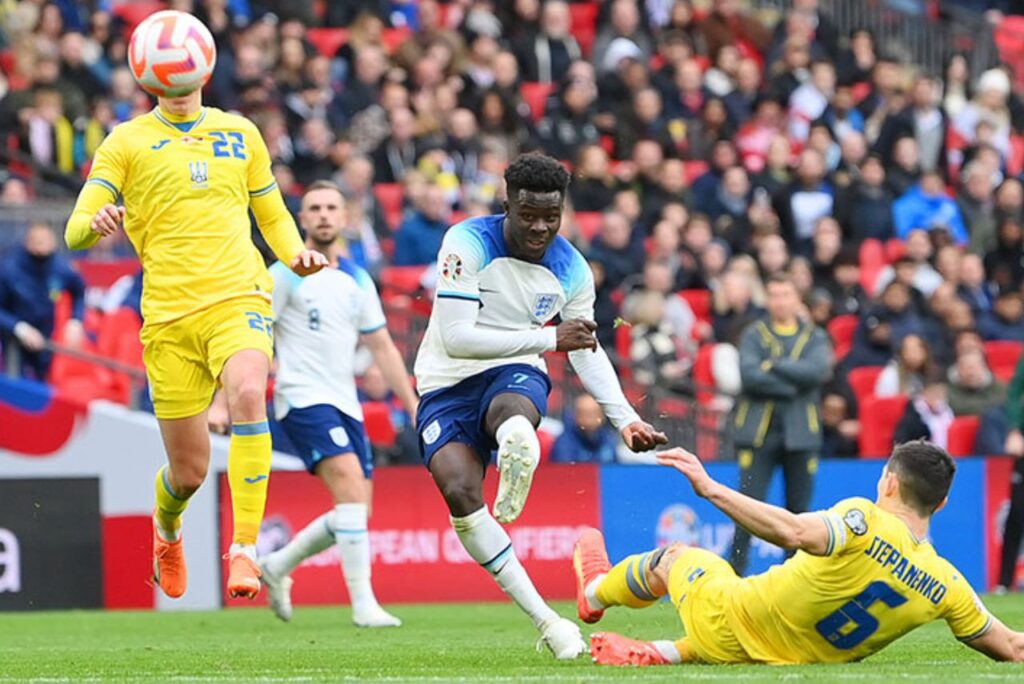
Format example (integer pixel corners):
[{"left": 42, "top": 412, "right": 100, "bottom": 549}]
[{"left": 2, "top": 597, "right": 1024, "bottom": 682}]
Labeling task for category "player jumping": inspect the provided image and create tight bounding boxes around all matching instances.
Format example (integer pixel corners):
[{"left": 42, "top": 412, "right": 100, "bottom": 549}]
[
  {"left": 65, "top": 75, "right": 328, "bottom": 600},
  {"left": 413, "top": 153, "right": 667, "bottom": 658},
  {"left": 573, "top": 442, "right": 1024, "bottom": 665},
  {"left": 257, "top": 181, "right": 417, "bottom": 627}
]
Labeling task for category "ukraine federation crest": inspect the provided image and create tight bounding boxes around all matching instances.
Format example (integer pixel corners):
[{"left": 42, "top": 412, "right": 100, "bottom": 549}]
[
  {"left": 532, "top": 293, "right": 559, "bottom": 321},
  {"left": 189, "top": 160, "right": 209, "bottom": 188}
]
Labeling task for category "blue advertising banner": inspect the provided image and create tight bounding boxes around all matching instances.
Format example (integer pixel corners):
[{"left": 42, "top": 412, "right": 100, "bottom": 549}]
[{"left": 599, "top": 457, "right": 987, "bottom": 590}]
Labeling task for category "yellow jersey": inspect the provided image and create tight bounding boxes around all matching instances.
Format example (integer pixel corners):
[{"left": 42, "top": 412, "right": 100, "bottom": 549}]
[
  {"left": 65, "top": 106, "right": 304, "bottom": 325},
  {"left": 729, "top": 497, "right": 991, "bottom": 664}
]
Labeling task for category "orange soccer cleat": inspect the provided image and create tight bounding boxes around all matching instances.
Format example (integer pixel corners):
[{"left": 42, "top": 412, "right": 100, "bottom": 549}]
[
  {"left": 573, "top": 527, "right": 612, "bottom": 624},
  {"left": 152, "top": 522, "right": 187, "bottom": 599},
  {"left": 590, "top": 632, "right": 671, "bottom": 666},
  {"left": 226, "top": 551, "right": 262, "bottom": 599}
]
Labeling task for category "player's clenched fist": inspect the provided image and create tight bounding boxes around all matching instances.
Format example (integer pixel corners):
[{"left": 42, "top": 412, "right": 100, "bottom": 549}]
[
  {"left": 90, "top": 204, "right": 126, "bottom": 237},
  {"left": 289, "top": 249, "right": 330, "bottom": 276},
  {"left": 622, "top": 421, "right": 669, "bottom": 452},
  {"left": 555, "top": 318, "right": 598, "bottom": 352}
]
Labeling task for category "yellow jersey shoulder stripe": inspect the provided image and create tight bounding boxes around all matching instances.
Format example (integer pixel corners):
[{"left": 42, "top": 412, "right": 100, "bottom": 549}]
[
  {"left": 86, "top": 177, "right": 119, "bottom": 199},
  {"left": 249, "top": 181, "right": 278, "bottom": 197}
]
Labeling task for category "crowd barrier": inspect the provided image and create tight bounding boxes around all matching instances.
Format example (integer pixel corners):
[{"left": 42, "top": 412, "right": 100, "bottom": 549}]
[{"left": 0, "top": 379, "right": 1019, "bottom": 612}]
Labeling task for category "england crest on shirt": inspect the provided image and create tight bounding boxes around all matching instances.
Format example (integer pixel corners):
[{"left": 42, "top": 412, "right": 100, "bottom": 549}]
[{"left": 532, "top": 293, "right": 559, "bottom": 321}]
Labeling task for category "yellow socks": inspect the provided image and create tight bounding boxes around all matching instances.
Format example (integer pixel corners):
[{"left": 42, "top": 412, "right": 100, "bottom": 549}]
[
  {"left": 154, "top": 465, "right": 189, "bottom": 541},
  {"left": 595, "top": 551, "right": 661, "bottom": 608},
  {"left": 227, "top": 420, "right": 272, "bottom": 545}
]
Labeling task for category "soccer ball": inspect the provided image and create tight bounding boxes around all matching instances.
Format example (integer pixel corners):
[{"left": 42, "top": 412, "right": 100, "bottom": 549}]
[{"left": 128, "top": 10, "right": 216, "bottom": 98}]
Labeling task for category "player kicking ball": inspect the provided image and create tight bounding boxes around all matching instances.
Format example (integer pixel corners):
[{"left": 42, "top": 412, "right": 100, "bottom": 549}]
[
  {"left": 65, "top": 11, "right": 328, "bottom": 601},
  {"left": 256, "top": 181, "right": 417, "bottom": 627},
  {"left": 413, "top": 153, "right": 667, "bottom": 658},
  {"left": 574, "top": 441, "right": 1024, "bottom": 666}
]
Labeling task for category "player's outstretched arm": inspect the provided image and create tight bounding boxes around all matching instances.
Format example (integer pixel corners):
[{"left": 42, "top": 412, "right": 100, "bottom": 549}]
[
  {"left": 657, "top": 448, "right": 831, "bottom": 555},
  {"left": 249, "top": 192, "right": 327, "bottom": 276},
  {"left": 964, "top": 617, "right": 1024, "bottom": 662},
  {"left": 363, "top": 328, "right": 419, "bottom": 424},
  {"left": 65, "top": 185, "right": 125, "bottom": 250}
]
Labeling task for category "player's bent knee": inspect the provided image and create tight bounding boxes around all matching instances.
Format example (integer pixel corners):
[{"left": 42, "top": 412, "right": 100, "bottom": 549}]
[
  {"left": 225, "top": 380, "right": 267, "bottom": 422},
  {"left": 172, "top": 461, "right": 209, "bottom": 495},
  {"left": 648, "top": 543, "right": 686, "bottom": 590},
  {"left": 438, "top": 479, "right": 485, "bottom": 517},
  {"left": 484, "top": 394, "right": 540, "bottom": 434}
]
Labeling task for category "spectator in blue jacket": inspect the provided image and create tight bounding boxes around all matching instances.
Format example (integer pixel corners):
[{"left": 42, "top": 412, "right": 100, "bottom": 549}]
[
  {"left": 892, "top": 171, "right": 968, "bottom": 244},
  {"left": 393, "top": 184, "right": 451, "bottom": 266},
  {"left": 550, "top": 394, "right": 621, "bottom": 464},
  {"left": 979, "top": 290, "right": 1024, "bottom": 342},
  {"left": 0, "top": 223, "right": 86, "bottom": 380}
]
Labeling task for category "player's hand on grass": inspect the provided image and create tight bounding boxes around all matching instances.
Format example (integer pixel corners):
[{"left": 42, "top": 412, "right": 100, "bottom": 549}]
[
  {"left": 556, "top": 318, "right": 598, "bottom": 352},
  {"left": 622, "top": 421, "right": 669, "bottom": 452},
  {"left": 656, "top": 447, "right": 716, "bottom": 498},
  {"left": 13, "top": 321, "right": 46, "bottom": 352},
  {"left": 90, "top": 204, "right": 125, "bottom": 237},
  {"left": 290, "top": 249, "right": 330, "bottom": 276}
]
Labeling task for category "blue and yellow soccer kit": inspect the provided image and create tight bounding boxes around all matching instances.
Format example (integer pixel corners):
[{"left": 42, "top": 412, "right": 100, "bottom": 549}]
[
  {"left": 65, "top": 106, "right": 304, "bottom": 419},
  {"left": 667, "top": 497, "right": 991, "bottom": 664}
]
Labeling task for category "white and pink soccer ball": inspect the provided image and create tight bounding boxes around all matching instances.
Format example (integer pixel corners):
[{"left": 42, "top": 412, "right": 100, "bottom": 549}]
[{"left": 128, "top": 10, "right": 216, "bottom": 98}]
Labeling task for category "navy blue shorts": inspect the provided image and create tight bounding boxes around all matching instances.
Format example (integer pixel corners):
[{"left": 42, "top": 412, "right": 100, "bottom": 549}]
[
  {"left": 279, "top": 404, "right": 374, "bottom": 478},
  {"left": 416, "top": 363, "right": 551, "bottom": 467}
]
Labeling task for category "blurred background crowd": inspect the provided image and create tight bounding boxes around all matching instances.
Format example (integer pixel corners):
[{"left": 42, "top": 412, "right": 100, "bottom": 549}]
[{"left": 4, "top": 0, "right": 1024, "bottom": 467}]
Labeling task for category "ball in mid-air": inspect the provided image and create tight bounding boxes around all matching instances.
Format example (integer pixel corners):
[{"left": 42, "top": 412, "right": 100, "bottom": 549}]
[{"left": 128, "top": 10, "right": 216, "bottom": 98}]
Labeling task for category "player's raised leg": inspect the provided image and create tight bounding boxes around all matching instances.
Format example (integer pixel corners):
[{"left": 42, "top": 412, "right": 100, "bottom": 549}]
[
  {"left": 221, "top": 348, "right": 273, "bottom": 599},
  {"left": 153, "top": 413, "right": 211, "bottom": 598},
  {"left": 430, "top": 445, "right": 586, "bottom": 659},
  {"left": 575, "top": 529, "right": 665, "bottom": 621},
  {"left": 486, "top": 393, "right": 543, "bottom": 524}
]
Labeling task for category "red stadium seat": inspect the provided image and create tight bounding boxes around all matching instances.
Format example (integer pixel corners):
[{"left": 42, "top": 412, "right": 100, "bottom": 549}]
[
  {"left": 683, "top": 160, "right": 709, "bottom": 185},
  {"left": 380, "top": 266, "right": 427, "bottom": 296},
  {"left": 575, "top": 212, "right": 602, "bottom": 242},
  {"left": 692, "top": 343, "right": 716, "bottom": 405},
  {"left": 112, "top": 2, "right": 167, "bottom": 33},
  {"left": 381, "top": 28, "right": 412, "bottom": 55},
  {"left": 859, "top": 239, "right": 886, "bottom": 295},
  {"left": 847, "top": 366, "right": 884, "bottom": 406},
  {"left": 984, "top": 340, "right": 1024, "bottom": 383},
  {"left": 827, "top": 315, "right": 859, "bottom": 361},
  {"left": 521, "top": 82, "right": 554, "bottom": 123},
  {"left": 569, "top": 2, "right": 599, "bottom": 56},
  {"left": 858, "top": 395, "right": 908, "bottom": 458},
  {"left": 947, "top": 416, "right": 980, "bottom": 457},
  {"left": 373, "top": 183, "right": 404, "bottom": 231},
  {"left": 306, "top": 28, "right": 349, "bottom": 58},
  {"left": 678, "top": 289, "right": 711, "bottom": 325},
  {"left": 537, "top": 428, "right": 556, "bottom": 463},
  {"left": 885, "top": 239, "right": 906, "bottom": 263},
  {"left": 362, "top": 402, "right": 396, "bottom": 448}
]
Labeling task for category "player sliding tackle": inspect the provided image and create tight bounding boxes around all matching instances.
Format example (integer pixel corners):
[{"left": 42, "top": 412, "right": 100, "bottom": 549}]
[
  {"left": 574, "top": 441, "right": 1024, "bottom": 666},
  {"left": 414, "top": 153, "right": 667, "bottom": 659},
  {"left": 64, "top": 10, "right": 328, "bottom": 601}
]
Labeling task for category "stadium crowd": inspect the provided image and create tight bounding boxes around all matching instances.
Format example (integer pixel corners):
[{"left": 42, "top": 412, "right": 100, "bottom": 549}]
[{"left": 3, "top": 0, "right": 1024, "bottom": 468}]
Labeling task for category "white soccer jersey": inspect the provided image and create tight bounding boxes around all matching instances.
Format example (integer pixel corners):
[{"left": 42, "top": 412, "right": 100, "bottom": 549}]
[
  {"left": 413, "top": 214, "right": 640, "bottom": 430},
  {"left": 270, "top": 256, "right": 386, "bottom": 421}
]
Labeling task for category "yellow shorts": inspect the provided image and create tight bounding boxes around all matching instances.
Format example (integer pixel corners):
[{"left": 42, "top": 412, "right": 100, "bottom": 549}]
[
  {"left": 141, "top": 296, "right": 274, "bottom": 420},
  {"left": 668, "top": 547, "right": 749, "bottom": 664}
]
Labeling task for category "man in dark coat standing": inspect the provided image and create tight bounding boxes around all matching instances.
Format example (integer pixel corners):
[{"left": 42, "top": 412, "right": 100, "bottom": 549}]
[{"left": 731, "top": 274, "right": 832, "bottom": 575}]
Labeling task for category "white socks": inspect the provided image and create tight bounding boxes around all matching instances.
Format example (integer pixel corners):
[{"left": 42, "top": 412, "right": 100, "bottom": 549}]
[
  {"left": 652, "top": 641, "right": 683, "bottom": 664},
  {"left": 262, "top": 512, "right": 334, "bottom": 578},
  {"left": 585, "top": 575, "right": 607, "bottom": 611},
  {"left": 332, "top": 502, "right": 380, "bottom": 615},
  {"left": 451, "top": 506, "right": 558, "bottom": 629},
  {"left": 495, "top": 415, "right": 539, "bottom": 462}
]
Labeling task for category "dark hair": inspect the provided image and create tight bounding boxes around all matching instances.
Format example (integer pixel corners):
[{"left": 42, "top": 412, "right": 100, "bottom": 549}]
[
  {"left": 887, "top": 440, "right": 956, "bottom": 515},
  {"left": 504, "top": 153, "right": 570, "bottom": 200},
  {"left": 765, "top": 272, "right": 797, "bottom": 289},
  {"left": 303, "top": 179, "right": 345, "bottom": 198}
]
